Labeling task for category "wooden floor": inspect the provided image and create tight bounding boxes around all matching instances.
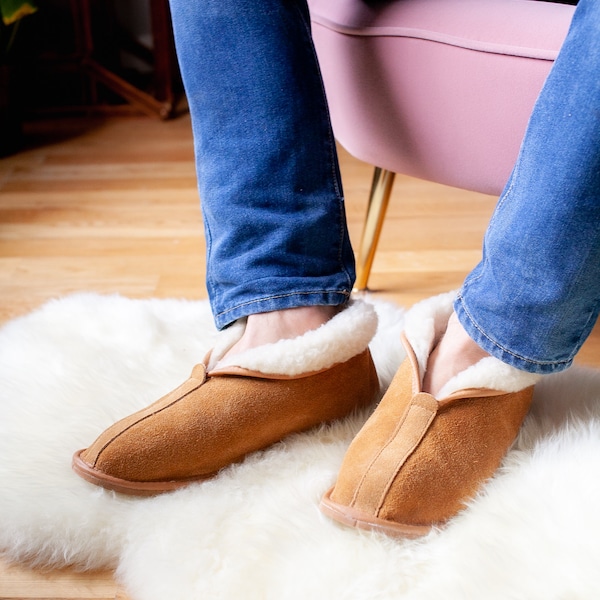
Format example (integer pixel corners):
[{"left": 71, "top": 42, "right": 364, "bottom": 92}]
[{"left": 1, "top": 114, "right": 599, "bottom": 599}]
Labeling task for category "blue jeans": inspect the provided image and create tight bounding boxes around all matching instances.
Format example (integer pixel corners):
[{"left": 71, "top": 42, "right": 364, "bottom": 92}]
[
  {"left": 170, "top": 0, "right": 600, "bottom": 374},
  {"left": 456, "top": 0, "right": 600, "bottom": 374},
  {"left": 169, "top": 0, "right": 355, "bottom": 330}
]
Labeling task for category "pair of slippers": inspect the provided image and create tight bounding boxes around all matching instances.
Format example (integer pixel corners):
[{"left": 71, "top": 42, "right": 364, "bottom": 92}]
[{"left": 73, "top": 293, "right": 537, "bottom": 537}]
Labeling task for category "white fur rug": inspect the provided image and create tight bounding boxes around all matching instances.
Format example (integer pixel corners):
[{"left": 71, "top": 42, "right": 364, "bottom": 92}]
[{"left": 1, "top": 294, "right": 600, "bottom": 599}]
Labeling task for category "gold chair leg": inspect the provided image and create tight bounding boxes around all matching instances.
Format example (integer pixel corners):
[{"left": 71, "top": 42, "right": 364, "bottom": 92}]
[{"left": 354, "top": 167, "right": 396, "bottom": 292}]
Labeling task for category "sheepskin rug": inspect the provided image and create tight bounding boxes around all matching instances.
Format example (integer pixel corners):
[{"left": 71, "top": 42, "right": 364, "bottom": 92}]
[{"left": 1, "top": 293, "right": 600, "bottom": 600}]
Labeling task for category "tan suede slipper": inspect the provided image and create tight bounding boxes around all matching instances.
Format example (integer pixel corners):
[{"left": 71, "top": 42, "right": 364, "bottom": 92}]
[
  {"left": 320, "top": 293, "right": 539, "bottom": 538},
  {"left": 73, "top": 300, "right": 380, "bottom": 495}
]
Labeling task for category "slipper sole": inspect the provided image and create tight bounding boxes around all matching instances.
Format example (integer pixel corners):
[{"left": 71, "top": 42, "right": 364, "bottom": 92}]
[
  {"left": 319, "top": 486, "right": 433, "bottom": 539},
  {"left": 72, "top": 450, "right": 214, "bottom": 496}
]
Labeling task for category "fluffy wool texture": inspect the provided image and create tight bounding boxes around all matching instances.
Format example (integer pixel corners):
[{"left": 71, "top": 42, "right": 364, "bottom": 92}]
[
  {"left": 404, "top": 291, "right": 541, "bottom": 397},
  {"left": 1, "top": 293, "right": 600, "bottom": 599},
  {"left": 209, "top": 299, "right": 378, "bottom": 375}
]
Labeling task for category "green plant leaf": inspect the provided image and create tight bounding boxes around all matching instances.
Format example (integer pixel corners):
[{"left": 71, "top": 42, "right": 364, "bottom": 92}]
[{"left": 0, "top": 0, "right": 38, "bottom": 26}]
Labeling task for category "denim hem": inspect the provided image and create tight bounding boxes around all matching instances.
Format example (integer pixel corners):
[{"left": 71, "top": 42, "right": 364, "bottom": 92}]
[
  {"left": 213, "top": 289, "right": 352, "bottom": 330},
  {"left": 454, "top": 295, "right": 574, "bottom": 375}
]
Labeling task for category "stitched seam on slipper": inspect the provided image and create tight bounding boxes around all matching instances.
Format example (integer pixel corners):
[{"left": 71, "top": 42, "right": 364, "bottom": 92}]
[
  {"left": 348, "top": 404, "right": 412, "bottom": 510},
  {"left": 374, "top": 400, "right": 437, "bottom": 517},
  {"left": 91, "top": 378, "right": 206, "bottom": 467},
  {"left": 350, "top": 395, "right": 437, "bottom": 516}
]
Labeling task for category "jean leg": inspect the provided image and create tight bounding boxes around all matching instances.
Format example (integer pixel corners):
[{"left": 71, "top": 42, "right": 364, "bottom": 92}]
[
  {"left": 168, "top": 0, "right": 355, "bottom": 329},
  {"left": 456, "top": 0, "right": 600, "bottom": 374}
]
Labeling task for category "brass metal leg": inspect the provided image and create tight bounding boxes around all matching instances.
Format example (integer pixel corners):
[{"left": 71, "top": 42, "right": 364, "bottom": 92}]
[{"left": 354, "top": 167, "right": 396, "bottom": 291}]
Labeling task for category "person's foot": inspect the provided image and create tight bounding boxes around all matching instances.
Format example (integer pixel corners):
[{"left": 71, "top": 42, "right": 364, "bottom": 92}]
[
  {"left": 72, "top": 300, "right": 381, "bottom": 495},
  {"left": 221, "top": 305, "right": 341, "bottom": 360},
  {"left": 422, "top": 311, "right": 490, "bottom": 397},
  {"left": 320, "top": 293, "right": 540, "bottom": 537}
]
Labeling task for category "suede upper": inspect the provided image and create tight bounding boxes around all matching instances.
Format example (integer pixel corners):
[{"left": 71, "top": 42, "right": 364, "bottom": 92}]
[
  {"left": 324, "top": 335, "right": 535, "bottom": 535},
  {"left": 74, "top": 348, "right": 380, "bottom": 494}
]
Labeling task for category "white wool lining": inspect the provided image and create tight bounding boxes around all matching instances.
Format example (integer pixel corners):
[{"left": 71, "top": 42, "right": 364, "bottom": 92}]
[
  {"left": 403, "top": 290, "right": 456, "bottom": 380},
  {"left": 437, "top": 356, "right": 541, "bottom": 398},
  {"left": 404, "top": 291, "right": 541, "bottom": 398},
  {"left": 207, "top": 319, "right": 247, "bottom": 369},
  {"left": 209, "top": 299, "right": 378, "bottom": 376}
]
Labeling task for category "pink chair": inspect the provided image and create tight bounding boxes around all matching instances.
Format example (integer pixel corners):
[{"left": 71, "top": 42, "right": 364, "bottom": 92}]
[{"left": 308, "top": 0, "right": 576, "bottom": 290}]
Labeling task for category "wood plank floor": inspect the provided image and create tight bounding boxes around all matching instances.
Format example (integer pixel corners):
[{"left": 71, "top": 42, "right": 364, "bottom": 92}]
[{"left": 1, "top": 114, "right": 599, "bottom": 599}]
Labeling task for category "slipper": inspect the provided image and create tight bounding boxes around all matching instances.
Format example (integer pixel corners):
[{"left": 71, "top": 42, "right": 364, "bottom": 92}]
[
  {"left": 73, "top": 300, "right": 381, "bottom": 495},
  {"left": 321, "top": 293, "right": 538, "bottom": 536}
]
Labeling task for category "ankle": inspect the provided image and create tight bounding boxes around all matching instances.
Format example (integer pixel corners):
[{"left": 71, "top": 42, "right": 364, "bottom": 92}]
[
  {"left": 223, "top": 305, "right": 341, "bottom": 359},
  {"left": 422, "top": 312, "right": 489, "bottom": 398}
]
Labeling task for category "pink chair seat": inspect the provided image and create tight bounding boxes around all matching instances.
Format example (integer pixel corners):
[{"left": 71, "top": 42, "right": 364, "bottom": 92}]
[
  {"left": 309, "top": 0, "right": 575, "bottom": 195},
  {"left": 308, "top": 0, "right": 576, "bottom": 289}
]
